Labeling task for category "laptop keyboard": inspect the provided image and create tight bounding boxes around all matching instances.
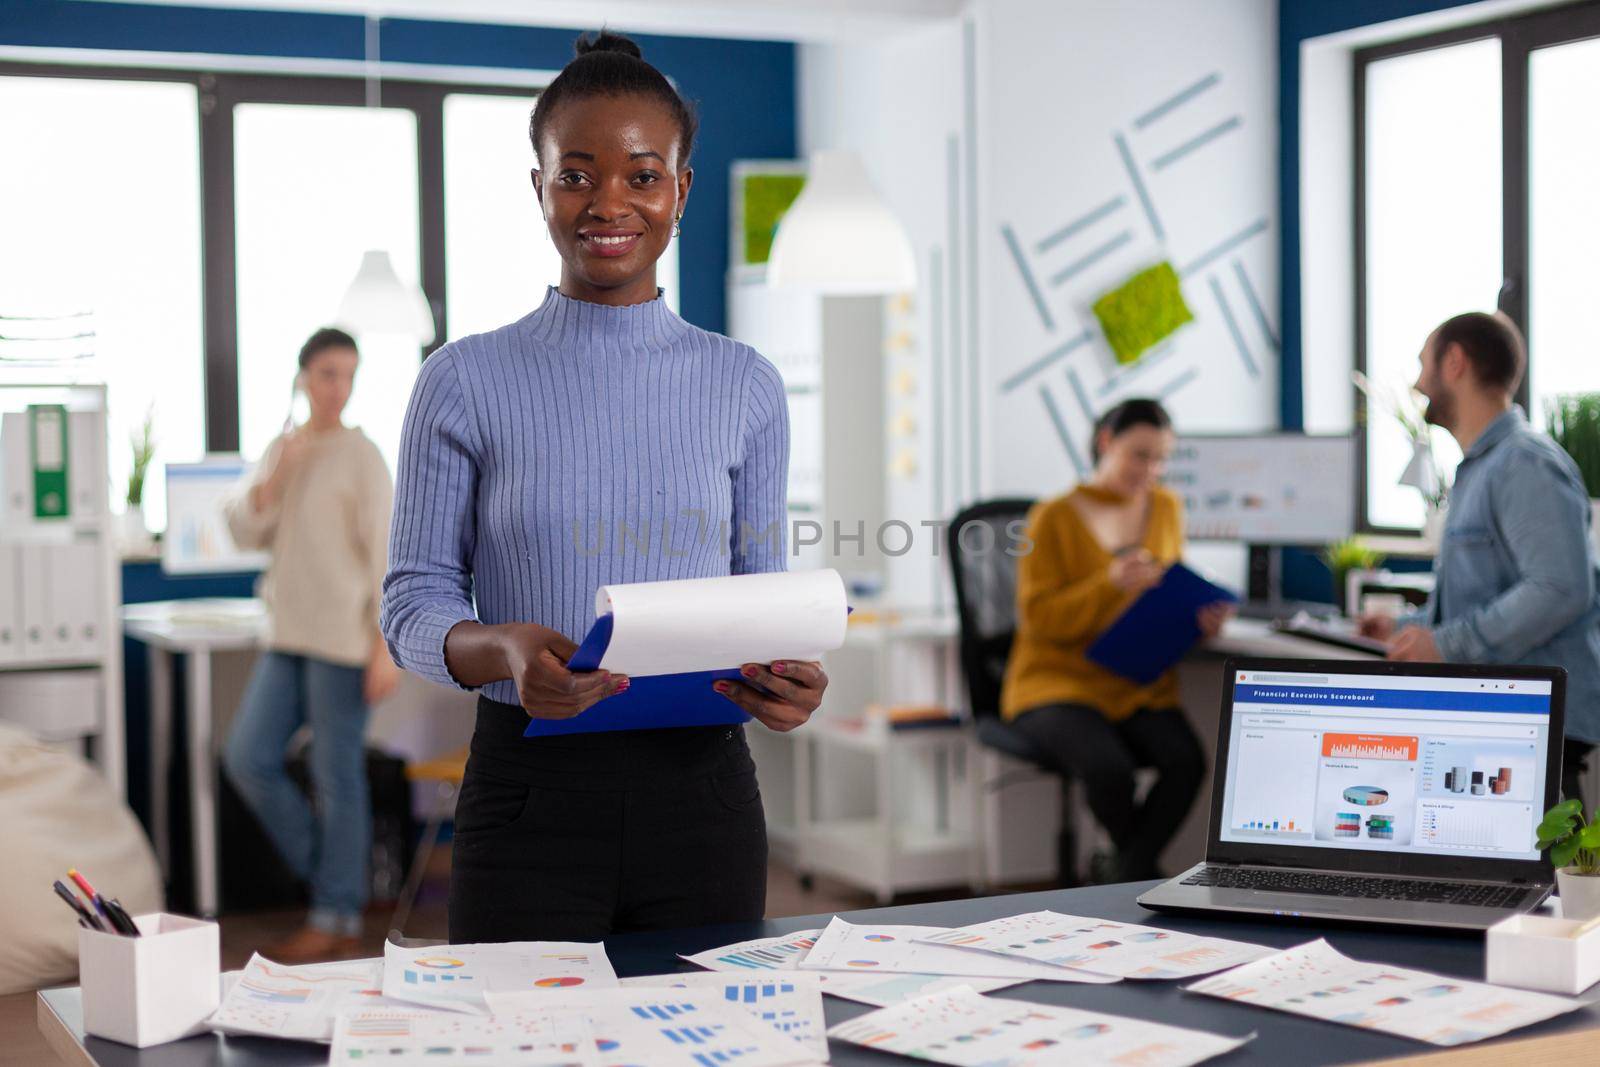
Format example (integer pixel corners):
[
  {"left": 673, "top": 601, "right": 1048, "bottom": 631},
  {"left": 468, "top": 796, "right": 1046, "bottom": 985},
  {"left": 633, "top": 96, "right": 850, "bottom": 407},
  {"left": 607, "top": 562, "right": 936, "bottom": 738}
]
[{"left": 1181, "top": 866, "right": 1533, "bottom": 909}]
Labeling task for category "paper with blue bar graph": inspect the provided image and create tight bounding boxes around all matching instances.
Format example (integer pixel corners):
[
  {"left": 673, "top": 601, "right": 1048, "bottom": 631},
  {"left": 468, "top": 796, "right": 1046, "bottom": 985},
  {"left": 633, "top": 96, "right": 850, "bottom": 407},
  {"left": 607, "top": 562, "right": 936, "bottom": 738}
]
[
  {"left": 330, "top": 1007, "right": 598, "bottom": 1066},
  {"left": 799, "top": 917, "right": 1119, "bottom": 983},
  {"left": 679, "top": 929, "right": 825, "bottom": 972},
  {"left": 917, "top": 911, "right": 1272, "bottom": 980},
  {"left": 619, "top": 972, "right": 827, "bottom": 1058},
  {"left": 485, "top": 987, "right": 821, "bottom": 1066},
  {"left": 525, "top": 569, "right": 850, "bottom": 737},
  {"left": 1086, "top": 562, "right": 1238, "bottom": 684},
  {"left": 381, "top": 940, "right": 617, "bottom": 1015}
]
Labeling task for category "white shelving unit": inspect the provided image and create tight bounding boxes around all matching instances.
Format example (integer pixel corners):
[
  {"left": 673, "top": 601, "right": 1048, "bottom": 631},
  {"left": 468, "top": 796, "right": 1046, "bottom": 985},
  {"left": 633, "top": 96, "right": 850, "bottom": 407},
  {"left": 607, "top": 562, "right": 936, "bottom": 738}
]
[{"left": 0, "top": 377, "right": 125, "bottom": 796}]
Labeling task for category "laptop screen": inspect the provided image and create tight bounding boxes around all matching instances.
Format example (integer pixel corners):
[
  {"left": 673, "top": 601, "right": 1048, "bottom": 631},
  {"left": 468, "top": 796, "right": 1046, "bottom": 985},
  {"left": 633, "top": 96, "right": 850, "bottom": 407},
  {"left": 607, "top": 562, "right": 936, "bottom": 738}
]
[{"left": 1218, "top": 667, "right": 1553, "bottom": 863}]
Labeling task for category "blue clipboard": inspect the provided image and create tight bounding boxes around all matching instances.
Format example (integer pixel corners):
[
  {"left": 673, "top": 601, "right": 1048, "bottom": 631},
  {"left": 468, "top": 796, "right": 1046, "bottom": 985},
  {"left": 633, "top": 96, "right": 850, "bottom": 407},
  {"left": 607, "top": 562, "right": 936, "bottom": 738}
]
[
  {"left": 521, "top": 607, "right": 851, "bottom": 738},
  {"left": 1085, "top": 563, "right": 1237, "bottom": 685}
]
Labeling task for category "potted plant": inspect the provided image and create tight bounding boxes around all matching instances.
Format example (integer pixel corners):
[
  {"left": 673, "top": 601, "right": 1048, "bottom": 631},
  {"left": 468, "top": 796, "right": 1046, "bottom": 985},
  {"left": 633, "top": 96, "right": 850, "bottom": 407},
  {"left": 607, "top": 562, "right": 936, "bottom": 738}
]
[
  {"left": 122, "top": 406, "right": 156, "bottom": 550},
  {"left": 1353, "top": 371, "right": 1448, "bottom": 540},
  {"left": 1536, "top": 797, "right": 1600, "bottom": 921},
  {"left": 1545, "top": 393, "right": 1600, "bottom": 552},
  {"left": 1321, "top": 536, "right": 1384, "bottom": 615}
]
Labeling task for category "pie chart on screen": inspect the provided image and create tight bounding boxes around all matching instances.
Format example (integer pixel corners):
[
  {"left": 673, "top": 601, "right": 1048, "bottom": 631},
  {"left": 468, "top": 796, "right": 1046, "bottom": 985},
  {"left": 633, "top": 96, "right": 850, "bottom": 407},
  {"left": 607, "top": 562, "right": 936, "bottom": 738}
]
[
  {"left": 535, "top": 976, "right": 585, "bottom": 988},
  {"left": 1342, "top": 786, "right": 1389, "bottom": 806}
]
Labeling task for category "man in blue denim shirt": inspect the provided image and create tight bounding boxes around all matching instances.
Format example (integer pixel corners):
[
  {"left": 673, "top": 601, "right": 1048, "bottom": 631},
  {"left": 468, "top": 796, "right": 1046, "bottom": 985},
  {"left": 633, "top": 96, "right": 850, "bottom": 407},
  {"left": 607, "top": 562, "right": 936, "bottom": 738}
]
[{"left": 1361, "top": 313, "right": 1600, "bottom": 807}]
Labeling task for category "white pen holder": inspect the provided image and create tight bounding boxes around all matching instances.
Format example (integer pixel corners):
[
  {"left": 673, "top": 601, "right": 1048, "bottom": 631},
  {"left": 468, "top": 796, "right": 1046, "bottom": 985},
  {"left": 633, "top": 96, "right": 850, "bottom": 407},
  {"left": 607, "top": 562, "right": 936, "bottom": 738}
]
[
  {"left": 1486, "top": 912, "right": 1600, "bottom": 995},
  {"left": 78, "top": 912, "right": 220, "bottom": 1047}
]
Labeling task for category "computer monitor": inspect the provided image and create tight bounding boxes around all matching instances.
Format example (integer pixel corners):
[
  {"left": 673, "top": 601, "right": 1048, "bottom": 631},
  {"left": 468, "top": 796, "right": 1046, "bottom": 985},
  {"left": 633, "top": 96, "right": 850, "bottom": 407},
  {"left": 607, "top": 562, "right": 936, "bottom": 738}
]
[
  {"left": 1210, "top": 660, "right": 1564, "bottom": 881},
  {"left": 1166, "top": 434, "right": 1355, "bottom": 544},
  {"left": 162, "top": 458, "right": 270, "bottom": 575}
]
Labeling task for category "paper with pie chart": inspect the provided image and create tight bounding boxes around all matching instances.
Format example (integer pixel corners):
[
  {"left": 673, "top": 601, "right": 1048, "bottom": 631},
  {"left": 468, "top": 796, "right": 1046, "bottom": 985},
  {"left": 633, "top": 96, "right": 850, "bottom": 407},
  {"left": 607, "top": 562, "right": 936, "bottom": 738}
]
[
  {"left": 917, "top": 912, "right": 1272, "bottom": 979},
  {"left": 207, "top": 954, "right": 415, "bottom": 1042},
  {"left": 381, "top": 940, "right": 618, "bottom": 1014},
  {"left": 617, "top": 971, "right": 828, "bottom": 1058},
  {"left": 331, "top": 1007, "right": 598, "bottom": 1066},
  {"left": 827, "top": 984, "right": 1253, "bottom": 1067},
  {"left": 799, "top": 918, "right": 1119, "bottom": 983},
  {"left": 1186, "top": 938, "right": 1581, "bottom": 1045},
  {"left": 483, "top": 987, "right": 821, "bottom": 1067}
]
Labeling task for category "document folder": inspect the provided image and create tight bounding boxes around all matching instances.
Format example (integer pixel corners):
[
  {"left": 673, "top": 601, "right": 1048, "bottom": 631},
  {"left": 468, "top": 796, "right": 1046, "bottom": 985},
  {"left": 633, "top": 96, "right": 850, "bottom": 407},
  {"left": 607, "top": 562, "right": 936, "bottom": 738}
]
[{"left": 1085, "top": 563, "right": 1237, "bottom": 685}]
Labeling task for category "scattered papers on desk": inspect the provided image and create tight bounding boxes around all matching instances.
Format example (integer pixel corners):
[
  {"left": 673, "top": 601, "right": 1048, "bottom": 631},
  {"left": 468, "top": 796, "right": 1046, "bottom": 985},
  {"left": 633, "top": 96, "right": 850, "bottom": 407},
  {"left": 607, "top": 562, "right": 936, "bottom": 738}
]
[
  {"left": 827, "top": 985, "right": 1254, "bottom": 1067},
  {"left": 1186, "top": 938, "right": 1583, "bottom": 1046},
  {"left": 207, "top": 954, "right": 413, "bottom": 1042},
  {"left": 588, "top": 569, "right": 848, "bottom": 676},
  {"left": 617, "top": 971, "right": 828, "bottom": 1058},
  {"left": 801, "top": 917, "right": 1118, "bottom": 983},
  {"left": 484, "top": 987, "right": 822, "bottom": 1067},
  {"left": 681, "top": 929, "right": 824, "bottom": 972},
  {"left": 814, "top": 972, "right": 1025, "bottom": 1007},
  {"left": 919, "top": 911, "right": 1272, "bottom": 979},
  {"left": 381, "top": 940, "right": 617, "bottom": 1014},
  {"left": 330, "top": 1007, "right": 596, "bottom": 1066}
]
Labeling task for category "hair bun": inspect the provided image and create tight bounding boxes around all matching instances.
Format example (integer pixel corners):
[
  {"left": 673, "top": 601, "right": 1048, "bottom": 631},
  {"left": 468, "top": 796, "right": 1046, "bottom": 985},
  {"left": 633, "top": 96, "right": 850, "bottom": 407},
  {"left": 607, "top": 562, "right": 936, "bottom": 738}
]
[{"left": 575, "top": 30, "right": 643, "bottom": 60}]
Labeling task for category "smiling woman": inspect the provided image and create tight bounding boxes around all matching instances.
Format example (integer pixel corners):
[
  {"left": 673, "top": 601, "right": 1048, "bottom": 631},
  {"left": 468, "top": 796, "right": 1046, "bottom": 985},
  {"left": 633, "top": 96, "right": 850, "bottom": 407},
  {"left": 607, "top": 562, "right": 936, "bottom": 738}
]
[{"left": 380, "top": 30, "right": 828, "bottom": 946}]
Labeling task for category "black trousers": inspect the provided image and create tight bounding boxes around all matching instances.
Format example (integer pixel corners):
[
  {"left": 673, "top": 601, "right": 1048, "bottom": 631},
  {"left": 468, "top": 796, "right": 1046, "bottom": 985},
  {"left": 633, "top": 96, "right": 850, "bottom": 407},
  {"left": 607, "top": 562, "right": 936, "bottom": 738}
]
[
  {"left": 1564, "top": 739, "right": 1595, "bottom": 811},
  {"left": 448, "top": 697, "right": 768, "bottom": 943},
  {"left": 1012, "top": 704, "right": 1205, "bottom": 881}
]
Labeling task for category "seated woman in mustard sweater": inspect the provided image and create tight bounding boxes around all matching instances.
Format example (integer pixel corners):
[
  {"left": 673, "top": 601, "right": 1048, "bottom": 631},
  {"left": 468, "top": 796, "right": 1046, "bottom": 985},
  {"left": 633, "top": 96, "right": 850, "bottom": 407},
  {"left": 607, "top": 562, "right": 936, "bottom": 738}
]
[{"left": 1000, "top": 398, "right": 1227, "bottom": 882}]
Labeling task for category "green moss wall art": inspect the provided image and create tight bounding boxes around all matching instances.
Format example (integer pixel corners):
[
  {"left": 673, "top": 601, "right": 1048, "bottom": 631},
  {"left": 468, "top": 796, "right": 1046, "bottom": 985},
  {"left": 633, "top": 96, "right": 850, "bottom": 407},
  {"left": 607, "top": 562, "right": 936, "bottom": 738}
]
[{"left": 1091, "top": 260, "right": 1194, "bottom": 365}]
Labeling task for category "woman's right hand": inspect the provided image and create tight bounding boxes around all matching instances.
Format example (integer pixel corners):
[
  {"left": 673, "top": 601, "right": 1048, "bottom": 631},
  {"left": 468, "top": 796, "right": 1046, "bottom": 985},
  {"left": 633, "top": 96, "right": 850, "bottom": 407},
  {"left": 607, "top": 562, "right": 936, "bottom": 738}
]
[
  {"left": 251, "top": 429, "right": 312, "bottom": 513},
  {"left": 497, "top": 623, "right": 630, "bottom": 719},
  {"left": 1108, "top": 548, "right": 1165, "bottom": 594}
]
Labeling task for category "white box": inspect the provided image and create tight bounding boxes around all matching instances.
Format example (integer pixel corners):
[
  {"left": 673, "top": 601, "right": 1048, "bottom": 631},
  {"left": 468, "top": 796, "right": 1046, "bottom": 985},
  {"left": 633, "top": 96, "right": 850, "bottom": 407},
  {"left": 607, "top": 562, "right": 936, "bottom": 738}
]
[
  {"left": 1486, "top": 912, "right": 1600, "bottom": 995},
  {"left": 78, "top": 912, "right": 220, "bottom": 1047},
  {"left": 0, "top": 669, "right": 101, "bottom": 740}
]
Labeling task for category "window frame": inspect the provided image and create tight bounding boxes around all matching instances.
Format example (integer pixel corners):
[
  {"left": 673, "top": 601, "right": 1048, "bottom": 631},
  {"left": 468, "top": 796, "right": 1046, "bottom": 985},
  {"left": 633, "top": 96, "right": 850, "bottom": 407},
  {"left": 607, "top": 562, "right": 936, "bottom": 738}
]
[
  {"left": 0, "top": 58, "right": 543, "bottom": 454},
  {"left": 1352, "top": 0, "right": 1600, "bottom": 534}
]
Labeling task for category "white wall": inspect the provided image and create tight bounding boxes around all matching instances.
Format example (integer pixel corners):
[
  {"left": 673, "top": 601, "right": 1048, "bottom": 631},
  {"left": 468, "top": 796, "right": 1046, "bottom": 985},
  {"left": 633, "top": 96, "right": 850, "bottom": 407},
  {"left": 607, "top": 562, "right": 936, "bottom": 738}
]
[{"left": 798, "top": 0, "right": 1279, "bottom": 607}]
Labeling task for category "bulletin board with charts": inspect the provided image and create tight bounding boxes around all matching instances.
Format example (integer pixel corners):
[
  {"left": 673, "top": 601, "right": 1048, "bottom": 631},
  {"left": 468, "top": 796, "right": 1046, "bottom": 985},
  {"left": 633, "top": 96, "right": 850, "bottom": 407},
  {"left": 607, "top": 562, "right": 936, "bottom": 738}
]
[{"left": 1166, "top": 434, "right": 1355, "bottom": 544}]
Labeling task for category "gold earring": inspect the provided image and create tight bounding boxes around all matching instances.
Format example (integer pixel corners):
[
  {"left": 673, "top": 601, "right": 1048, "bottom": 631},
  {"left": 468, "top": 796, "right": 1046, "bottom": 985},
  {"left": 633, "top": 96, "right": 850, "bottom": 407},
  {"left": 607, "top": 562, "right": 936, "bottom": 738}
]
[{"left": 673, "top": 215, "right": 682, "bottom": 239}]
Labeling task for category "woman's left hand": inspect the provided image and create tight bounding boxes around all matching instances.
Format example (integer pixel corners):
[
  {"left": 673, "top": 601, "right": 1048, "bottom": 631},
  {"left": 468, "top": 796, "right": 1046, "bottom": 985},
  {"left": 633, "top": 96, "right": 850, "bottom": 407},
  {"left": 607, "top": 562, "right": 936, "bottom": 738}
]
[
  {"left": 1197, "top": 601, "right": 1234, "bottom": 640},
  {"left": 715, "top": 660, "right": 828, "bottom": 733},
  {"left": 364, "top": 641, "right": 403, "bottom": 706}
]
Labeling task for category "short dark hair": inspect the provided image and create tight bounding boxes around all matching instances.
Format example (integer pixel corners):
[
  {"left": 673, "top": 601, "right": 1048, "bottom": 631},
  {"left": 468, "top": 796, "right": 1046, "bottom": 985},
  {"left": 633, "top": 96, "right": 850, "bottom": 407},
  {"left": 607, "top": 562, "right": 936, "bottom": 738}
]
[
  {"left": 298, "top": 326, "right": 357, "bottom": 370},
  {"left": 1090, "top": 397, "right": 1172, "bottom": 462},
  {"left": 1432, "top": 312, "right": 1525, "bottom": 394},
  {"left": 528, "top": 31, "right": 699, "bottom": 166}
]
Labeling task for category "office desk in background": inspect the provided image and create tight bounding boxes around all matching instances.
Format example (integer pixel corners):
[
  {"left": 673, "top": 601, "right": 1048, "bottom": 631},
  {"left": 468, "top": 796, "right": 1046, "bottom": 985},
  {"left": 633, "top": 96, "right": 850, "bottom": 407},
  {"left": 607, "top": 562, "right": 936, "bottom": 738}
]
[
  {"left": 121, "top": 598, "right": 267, "bottom": 918},
  {"left": 35, "top": 880, "right": 1600, "bottom": 1066}
]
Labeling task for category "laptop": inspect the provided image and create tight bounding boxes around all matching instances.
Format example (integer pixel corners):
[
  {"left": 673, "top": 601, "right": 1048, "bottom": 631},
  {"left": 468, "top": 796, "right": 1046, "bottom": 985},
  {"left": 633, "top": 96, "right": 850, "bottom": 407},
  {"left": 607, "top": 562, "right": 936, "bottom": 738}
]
[{"left": 1138, "top": 658, "right": 1566, "bottom": 930}]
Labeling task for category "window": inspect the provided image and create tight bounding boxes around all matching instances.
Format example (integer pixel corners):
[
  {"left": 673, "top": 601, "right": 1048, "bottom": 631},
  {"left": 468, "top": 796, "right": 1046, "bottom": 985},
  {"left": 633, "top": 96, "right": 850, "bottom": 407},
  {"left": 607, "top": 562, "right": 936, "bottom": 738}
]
[
  {"left": 0, "top": 75, "right": 204, "bottom": 531},
  {"left": 1356, "top": 2, "right": 1600, "bottom": 531},
  {"left": 234, "top": 102, "right": 422, "bottom": 477},
  {"left": 442, "top": 91, "right": 678, "bottom": 341}
]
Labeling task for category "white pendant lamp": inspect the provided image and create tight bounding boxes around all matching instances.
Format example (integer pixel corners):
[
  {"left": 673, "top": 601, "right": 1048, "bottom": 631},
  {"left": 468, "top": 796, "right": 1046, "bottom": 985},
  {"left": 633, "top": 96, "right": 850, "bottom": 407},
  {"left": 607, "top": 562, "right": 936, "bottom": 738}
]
[
  {"left": 767, "top": 149, "right": 916, "bottom": 294},
  {"left": 335, "top": 249, "right": 436, "bottom": 345}
]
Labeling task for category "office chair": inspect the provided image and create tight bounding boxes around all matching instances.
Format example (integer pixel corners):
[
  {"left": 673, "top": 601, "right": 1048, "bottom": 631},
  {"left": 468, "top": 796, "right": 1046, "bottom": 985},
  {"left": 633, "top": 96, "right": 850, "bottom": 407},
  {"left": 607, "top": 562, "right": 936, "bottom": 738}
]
[{"left": 946, "top": 498, "right": 1083, "bottom": 885}]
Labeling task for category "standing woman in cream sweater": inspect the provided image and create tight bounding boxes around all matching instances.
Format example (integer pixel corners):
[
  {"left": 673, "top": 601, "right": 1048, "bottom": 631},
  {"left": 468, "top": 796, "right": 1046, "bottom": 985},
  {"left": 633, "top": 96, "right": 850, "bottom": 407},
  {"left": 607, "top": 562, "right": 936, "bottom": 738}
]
[{"left": 223, "top": 327, "right": 399, "bottom": 962}]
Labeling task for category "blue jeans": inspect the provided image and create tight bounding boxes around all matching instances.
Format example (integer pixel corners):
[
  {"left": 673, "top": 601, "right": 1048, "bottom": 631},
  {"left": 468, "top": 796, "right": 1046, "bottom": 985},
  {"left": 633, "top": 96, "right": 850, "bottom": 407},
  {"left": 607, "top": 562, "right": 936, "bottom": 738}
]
[{"left": 223, "top": 651, "right": 370, "bottom": 934}]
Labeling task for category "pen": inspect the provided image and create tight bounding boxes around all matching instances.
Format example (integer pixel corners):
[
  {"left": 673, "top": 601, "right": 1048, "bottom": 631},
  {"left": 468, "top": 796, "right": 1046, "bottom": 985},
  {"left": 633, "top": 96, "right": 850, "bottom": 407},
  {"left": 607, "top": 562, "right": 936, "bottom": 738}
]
[
  {"left": 67, "top": 868, "right": 108, "bottom": 923},
  {"left": 68, "top": 869, "right": 139, "bottom": 936},
  {"left": 52, "top": 880, "right": 106, "bottom": 932},
  {"left": 103, "top": 898, "right": 140, "bottom": 937}
]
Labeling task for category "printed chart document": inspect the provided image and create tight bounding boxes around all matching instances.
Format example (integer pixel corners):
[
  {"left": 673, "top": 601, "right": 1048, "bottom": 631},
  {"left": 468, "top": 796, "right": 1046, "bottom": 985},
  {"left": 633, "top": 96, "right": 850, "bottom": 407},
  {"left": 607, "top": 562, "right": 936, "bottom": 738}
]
[
  {"left": 801, "top": 917, "right": 1119, "bottom": 983},
  {"left": 814, "top": 972, "right": 1024, "bottom": 1008},
  {"left": 527, "top": 570, "right": 850, "bottom": 737},
  {"left": 1186, "top": 938, "right": 1582, "bottom": 1046},
  {"left": 330, "top": 1007, "right": 596, "bottom": 1066},
  {"left": 617, "top": 972, "right": 827, "bottom": 1059},
  {"left": 680, "top": 929, "right": 824, "bottom": 972},
  {"left": 382, "top": 940, "right": 618, "bottom": 1014},
  {"left": 828, "top": 985, "right": 1253, "bottom": 1067},
  {"left": 485, "top": 987, "right": 822, "bottom": 1067},
  {"left": 918, "top": 912, "right": 1272, "bottom": 979},
  {"left": 207, "top": 955, "right": 415, "bottom": 1042}
]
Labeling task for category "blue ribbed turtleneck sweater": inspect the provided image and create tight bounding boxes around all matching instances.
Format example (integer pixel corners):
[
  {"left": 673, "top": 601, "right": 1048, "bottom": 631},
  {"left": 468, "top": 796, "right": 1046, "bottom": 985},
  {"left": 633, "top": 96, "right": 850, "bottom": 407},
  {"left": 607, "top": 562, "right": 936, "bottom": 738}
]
[{"left": 380, "top": 287, "right": 790, "bottom": 706}]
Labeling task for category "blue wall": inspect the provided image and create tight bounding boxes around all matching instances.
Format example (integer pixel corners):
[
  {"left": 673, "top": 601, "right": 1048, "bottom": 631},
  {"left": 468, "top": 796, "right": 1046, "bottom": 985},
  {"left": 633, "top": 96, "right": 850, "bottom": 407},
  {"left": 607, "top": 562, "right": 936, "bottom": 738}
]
[
  {"left": 0, "top": 0, "right": 797, "bottom": 335},
  {"left": 1277, "top": 0, "right": 1484, "bottom": 431}
]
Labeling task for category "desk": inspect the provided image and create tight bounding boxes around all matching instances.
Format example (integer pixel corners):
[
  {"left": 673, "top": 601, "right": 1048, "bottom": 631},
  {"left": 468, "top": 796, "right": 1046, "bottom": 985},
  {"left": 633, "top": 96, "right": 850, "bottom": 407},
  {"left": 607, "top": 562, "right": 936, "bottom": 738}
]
[
  {"left": 121, "top": 598, "right": 267, "bottom": 917},
  {"left": 35, "top": 881, "right": 1600, "bottom": 1066}
]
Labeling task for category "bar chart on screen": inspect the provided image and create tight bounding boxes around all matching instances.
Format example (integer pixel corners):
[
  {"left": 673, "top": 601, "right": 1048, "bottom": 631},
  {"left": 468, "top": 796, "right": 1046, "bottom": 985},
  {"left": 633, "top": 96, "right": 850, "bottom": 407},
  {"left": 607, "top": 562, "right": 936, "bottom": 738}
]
[
  {"left": 1226, "top": 728, "right": 1318, "bottom": 838},
  {"left": 1418, "top": 801, "right": 1533, "bottom": 852}
]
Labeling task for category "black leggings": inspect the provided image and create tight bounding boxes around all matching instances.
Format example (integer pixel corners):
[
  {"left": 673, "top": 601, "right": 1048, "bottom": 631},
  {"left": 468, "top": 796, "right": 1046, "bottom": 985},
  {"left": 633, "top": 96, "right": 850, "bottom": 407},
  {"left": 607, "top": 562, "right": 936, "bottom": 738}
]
[
  {"left": 448, "top": 697, "right": 768, "bottom": 943},
  {"left": 1012, "top": 704, "right": 1205, "bottom": 881}
]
